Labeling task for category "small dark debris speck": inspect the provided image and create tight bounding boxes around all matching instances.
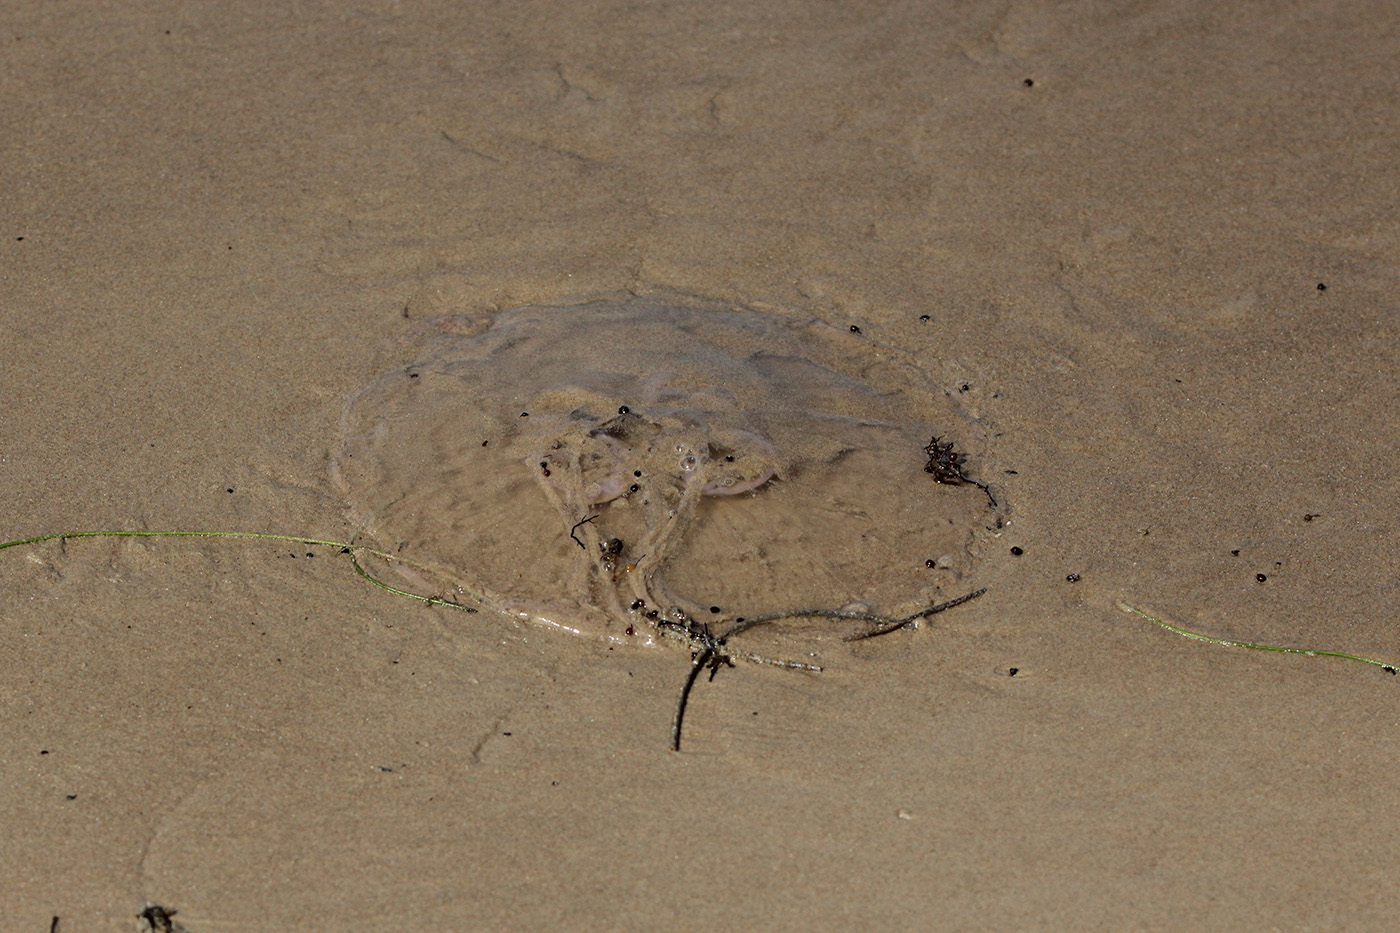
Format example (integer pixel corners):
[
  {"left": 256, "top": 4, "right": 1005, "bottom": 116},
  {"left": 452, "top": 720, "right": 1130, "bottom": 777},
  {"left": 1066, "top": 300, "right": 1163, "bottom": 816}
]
[{"left": 137, "top": 904, "right": 182, "bottom": 933}]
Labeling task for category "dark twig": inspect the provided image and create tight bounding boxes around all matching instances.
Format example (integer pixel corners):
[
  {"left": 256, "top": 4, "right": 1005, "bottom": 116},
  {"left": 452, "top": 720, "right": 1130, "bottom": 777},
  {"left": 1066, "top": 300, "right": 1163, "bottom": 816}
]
[
  {"left": 668, "top": 616, "right": 740, "bottom": 751},
  {"left": 665, "top": 587, "right": 988, "bottom": 750},
  {"left": 569, "top": 515, "right": 598, "bottom": 550},
  {"left": 671, "top": 646, "right": 714, "bottom": 752},
  {"left": 843, "top": 587, "right": 989, "bottom": 640}
]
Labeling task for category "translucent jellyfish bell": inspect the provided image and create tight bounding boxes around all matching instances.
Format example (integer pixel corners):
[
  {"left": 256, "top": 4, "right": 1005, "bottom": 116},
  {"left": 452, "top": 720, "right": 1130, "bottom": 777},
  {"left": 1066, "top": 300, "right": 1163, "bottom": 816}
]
[{"left": 332, "top": 295, "right": 991, "bottom": 645}]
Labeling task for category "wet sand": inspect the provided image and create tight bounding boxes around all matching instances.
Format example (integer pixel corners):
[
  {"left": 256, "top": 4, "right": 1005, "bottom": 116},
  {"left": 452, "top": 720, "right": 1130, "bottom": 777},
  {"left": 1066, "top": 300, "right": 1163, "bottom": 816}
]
[{"left": 4, "top": 3, "right": 1399, "bottom": 929}]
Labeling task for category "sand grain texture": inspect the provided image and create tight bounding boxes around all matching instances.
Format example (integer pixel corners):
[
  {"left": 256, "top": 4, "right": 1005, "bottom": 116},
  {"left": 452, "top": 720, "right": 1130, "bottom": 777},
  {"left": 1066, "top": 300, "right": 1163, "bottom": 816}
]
[{"left": 3, "top": 2, "right": 1398, "bottom": 929}]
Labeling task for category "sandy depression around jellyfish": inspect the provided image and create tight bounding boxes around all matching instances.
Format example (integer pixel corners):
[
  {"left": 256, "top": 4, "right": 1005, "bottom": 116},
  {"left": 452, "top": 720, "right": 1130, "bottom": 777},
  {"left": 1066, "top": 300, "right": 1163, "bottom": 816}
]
[{"left": 332, "top": 295, "right": 992, "bottom": 649}]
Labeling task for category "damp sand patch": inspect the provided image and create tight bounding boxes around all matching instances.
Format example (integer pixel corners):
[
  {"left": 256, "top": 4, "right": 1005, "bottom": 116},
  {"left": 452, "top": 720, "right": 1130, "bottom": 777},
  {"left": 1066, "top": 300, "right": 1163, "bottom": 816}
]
[
  {"left": 5, "top": 296, "right": 1393, "bottom": 750},
  {"left": 330, "top": 295, "right": 995, "bottom": 660}
]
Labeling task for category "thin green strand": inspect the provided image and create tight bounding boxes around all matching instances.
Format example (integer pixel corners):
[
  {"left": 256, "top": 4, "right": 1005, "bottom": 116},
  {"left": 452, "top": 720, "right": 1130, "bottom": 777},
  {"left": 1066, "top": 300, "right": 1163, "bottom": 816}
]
[
  {"left": 1117, "top": 601, "right": 1396, "bottom": 674},
  {"left": 0, "top": 528, "right": 479, "bottom": 614}
]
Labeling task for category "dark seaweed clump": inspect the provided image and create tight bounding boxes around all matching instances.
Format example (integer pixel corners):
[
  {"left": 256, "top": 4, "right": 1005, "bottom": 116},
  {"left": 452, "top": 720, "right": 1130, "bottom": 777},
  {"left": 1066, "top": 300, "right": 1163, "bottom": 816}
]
[{"left": 924, "top": 435, "right": 995, "bottom": 506}]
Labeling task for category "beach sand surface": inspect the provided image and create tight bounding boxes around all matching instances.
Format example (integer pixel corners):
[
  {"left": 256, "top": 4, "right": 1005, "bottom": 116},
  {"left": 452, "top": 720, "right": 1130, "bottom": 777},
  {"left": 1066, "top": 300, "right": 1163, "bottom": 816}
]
[{"left": 3, "top": 2, "right": 1398, "bottom": 929}]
